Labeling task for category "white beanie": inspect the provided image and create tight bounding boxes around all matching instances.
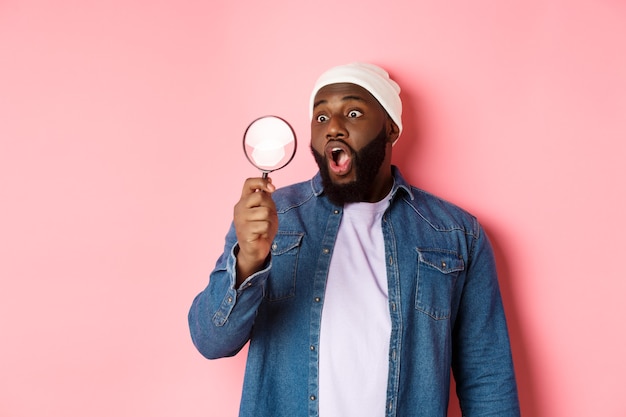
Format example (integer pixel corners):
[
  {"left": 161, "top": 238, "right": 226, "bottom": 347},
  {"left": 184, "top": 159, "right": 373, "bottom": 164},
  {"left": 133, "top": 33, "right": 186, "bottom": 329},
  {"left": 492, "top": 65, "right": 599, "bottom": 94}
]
[{"left": 309, "top": 62, "right": 403, "bottom": 144}]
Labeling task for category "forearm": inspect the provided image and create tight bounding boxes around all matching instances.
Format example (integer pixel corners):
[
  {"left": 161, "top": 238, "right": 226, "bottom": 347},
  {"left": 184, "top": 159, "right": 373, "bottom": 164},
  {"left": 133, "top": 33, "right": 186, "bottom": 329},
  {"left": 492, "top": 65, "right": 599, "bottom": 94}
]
[
  {"left": 452, "top": 226, "right": 520, "bottom": 416},
  {"left": 188, "top": 243, "right": 270, "bottom": 359}
]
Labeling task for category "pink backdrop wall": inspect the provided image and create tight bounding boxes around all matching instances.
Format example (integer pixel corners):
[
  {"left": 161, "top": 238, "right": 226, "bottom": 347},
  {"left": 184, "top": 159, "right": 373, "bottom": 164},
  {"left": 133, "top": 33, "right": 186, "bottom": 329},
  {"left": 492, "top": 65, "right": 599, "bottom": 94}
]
[{"left": 1, "top": 1, "right": 625, "bottom": 416}]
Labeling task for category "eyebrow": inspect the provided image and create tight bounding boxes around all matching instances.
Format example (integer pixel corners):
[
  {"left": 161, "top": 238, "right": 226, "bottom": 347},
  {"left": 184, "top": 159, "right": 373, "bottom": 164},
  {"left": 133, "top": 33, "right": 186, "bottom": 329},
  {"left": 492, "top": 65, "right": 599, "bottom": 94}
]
[{"left": 313, "top": 94, "right": 368, "bottom": 110}]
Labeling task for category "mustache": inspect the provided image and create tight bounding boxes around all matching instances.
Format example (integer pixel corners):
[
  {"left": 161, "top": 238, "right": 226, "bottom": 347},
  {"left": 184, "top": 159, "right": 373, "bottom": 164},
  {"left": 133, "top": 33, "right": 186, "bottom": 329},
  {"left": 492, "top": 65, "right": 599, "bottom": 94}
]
[{"left": 310, "top": 139, "right": 355, "bottom": 157}]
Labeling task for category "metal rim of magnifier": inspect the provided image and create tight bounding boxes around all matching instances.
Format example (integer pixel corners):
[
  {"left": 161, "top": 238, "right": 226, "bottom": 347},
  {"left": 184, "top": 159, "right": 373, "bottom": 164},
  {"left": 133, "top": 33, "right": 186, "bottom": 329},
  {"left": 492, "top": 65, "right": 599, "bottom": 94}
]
[{"left": 243, "top": 115, "right": 298, "bottom": 178}]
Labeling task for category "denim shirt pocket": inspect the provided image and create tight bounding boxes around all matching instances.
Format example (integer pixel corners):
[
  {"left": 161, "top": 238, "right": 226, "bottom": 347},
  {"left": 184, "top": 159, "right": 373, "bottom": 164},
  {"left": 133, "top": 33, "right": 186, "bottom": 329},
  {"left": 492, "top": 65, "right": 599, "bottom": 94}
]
[
  {"left": 265, "top": 232, "right": 304, "bottom": 301},
  {"left": 415, "top": 248, "right": 465, "bottom": 320}
]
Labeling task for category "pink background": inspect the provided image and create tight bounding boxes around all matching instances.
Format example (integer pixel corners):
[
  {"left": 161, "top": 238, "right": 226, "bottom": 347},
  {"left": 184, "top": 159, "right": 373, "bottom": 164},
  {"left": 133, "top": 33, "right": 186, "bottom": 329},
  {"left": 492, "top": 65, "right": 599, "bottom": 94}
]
[{"left": 1, "top": 1, "right": 625, "bottom": 416}]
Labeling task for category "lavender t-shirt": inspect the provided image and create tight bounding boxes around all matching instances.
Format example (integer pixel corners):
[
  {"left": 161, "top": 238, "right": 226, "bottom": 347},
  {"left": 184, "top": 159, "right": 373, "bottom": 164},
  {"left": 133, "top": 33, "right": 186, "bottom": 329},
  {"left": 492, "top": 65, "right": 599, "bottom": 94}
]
[{"left": 319, "top": 192, "right": 392, "bottom": 416}]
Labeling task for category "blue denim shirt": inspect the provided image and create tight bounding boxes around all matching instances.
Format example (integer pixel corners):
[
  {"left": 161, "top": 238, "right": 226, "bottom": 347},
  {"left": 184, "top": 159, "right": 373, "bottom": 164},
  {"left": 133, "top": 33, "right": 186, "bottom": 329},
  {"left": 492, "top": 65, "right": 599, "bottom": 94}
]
[{"left": 189, "top": 166, "right": 520, "bottom": 417}]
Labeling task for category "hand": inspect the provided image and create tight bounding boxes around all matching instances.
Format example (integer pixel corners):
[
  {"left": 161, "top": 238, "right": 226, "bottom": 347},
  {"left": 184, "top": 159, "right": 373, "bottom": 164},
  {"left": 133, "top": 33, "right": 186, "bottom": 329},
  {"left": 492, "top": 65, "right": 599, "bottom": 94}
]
[{"left": 233, "top": 177, "right": 278, "bottom": 285}]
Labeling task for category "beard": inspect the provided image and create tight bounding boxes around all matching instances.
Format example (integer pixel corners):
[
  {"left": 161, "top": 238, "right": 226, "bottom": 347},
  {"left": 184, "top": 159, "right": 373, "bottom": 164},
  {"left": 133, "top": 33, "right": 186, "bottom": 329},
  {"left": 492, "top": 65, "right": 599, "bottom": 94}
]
[{"left": 311, "top": 126, "right": 388, "bottom": 206}]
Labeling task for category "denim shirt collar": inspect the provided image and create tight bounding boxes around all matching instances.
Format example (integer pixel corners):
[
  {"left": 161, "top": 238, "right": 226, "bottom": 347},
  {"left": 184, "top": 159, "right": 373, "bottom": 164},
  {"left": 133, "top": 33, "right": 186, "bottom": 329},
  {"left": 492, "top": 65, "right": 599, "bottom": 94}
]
[{"left": 309, "top": 165, "right": 415, "bottom": 202}]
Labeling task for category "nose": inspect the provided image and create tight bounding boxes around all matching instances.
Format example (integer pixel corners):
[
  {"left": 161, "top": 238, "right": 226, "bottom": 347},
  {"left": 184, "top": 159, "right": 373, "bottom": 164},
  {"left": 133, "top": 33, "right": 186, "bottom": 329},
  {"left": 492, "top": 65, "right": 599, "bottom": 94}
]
[{"left": 325, "top": 116, "right": 347, "bottom": 140}]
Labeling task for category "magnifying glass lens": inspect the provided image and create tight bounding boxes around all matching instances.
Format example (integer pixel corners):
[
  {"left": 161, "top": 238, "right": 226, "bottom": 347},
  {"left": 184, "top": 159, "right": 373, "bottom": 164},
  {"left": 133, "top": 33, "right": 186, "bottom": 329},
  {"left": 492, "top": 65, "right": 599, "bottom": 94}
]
[{"left": 243, "top": 116, "right": 297, "bottom": 177}]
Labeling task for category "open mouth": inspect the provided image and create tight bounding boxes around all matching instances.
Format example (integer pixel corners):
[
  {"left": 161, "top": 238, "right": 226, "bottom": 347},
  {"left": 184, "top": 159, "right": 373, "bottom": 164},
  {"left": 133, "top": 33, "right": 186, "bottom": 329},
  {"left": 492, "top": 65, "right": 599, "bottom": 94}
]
[
  {"left": 331, "top": 147, "right": 347, "bottom": 165},
  {"left": 325, "top": 142, "right": 352, "bottom": 175}
]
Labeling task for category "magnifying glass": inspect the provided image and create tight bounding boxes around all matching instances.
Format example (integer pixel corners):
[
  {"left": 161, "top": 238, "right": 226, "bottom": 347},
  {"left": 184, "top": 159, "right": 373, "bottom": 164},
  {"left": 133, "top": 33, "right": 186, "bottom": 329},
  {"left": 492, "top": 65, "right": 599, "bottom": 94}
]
[{"left": 243, "top": 115, "right": 297, "bottom": 178}]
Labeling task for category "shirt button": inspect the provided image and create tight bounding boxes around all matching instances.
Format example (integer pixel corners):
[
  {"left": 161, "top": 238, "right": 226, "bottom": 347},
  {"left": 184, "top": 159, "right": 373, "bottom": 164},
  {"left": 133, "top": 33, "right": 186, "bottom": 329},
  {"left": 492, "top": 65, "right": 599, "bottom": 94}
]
[
  {"left": 310, "top": 395, "right": 316, "bottom": 401},
  {"left": 271, "top": 243, "right": 277, "bottom": 250},
  {"left": 310, "top": 345, "right": 315, "bottom": 351},
  {"left": 322, "top": 248, "right": 330, "bottom": 254},
  {"left": 227, "top": 297, "right": 233, "bottom": 303},
  {"left": 333, "top": 209, "right": 339, "bottom": 214},
  {"left": 441, "top": 261, "right": 447, "bottom": 268},
  {"left": 314, "top": 297, "right": 321, "bottom": 302}
]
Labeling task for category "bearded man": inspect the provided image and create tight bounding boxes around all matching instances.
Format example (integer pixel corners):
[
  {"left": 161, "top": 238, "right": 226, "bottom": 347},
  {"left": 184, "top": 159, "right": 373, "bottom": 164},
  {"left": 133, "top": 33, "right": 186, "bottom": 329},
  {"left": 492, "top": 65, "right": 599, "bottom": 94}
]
[{"left": 189, "top": 63, "right": 520, "bottom": 417}]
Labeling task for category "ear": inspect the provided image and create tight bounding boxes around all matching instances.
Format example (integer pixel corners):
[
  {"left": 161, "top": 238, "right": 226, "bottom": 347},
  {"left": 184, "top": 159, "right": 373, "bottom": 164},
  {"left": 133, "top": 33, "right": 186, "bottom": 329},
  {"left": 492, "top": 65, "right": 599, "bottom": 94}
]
[{"left": 386, "top": 118, "right": 400, "bottom": 144}]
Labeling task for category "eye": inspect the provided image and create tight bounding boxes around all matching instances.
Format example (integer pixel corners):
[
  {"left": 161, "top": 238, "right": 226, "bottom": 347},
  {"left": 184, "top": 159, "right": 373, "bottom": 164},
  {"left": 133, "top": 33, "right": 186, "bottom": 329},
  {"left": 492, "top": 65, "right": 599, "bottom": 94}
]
[
  {"left": 316, "top": 114, "right": 329, "bottom": 123},
  {"left": 347, "top": 109, "right": 363, "bottom": 118}
]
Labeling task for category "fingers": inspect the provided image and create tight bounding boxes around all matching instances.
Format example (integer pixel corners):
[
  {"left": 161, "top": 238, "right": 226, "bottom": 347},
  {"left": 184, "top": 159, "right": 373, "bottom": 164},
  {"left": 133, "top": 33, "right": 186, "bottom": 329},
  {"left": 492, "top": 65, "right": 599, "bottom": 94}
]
[
  {"left": 240, "top": 177, "right": 276, "bottom": 198},
  {"left": 238, "top": 206, "right": 276, "bottom": 240},
  {"left": 236, "top": 178, "right": 276, "bottom": 219},
  {"left": 233, "top": 176, "right": 279, "bottom": 259},
  {"left": 234, "top": 200, "right": 277, "bottom": 238}
]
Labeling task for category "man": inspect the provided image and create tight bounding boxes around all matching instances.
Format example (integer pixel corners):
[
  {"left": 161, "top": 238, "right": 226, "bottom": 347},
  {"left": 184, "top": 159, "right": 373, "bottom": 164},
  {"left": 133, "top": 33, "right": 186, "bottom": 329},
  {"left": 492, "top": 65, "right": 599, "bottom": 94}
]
[{"left": 188, "top": 63, "right": 520, "bottom": 416}]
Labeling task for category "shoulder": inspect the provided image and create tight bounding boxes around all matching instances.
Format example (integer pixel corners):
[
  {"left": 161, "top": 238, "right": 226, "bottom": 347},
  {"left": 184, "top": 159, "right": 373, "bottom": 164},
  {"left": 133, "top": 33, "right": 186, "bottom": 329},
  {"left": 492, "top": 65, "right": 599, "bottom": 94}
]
[
  {"left": 392, "top": 168, "right": 481, "bottom": 237},
  {"left": 272, "top": 176, "right": 319, "bottom": 213},
  {"left": 401, "top": 187, "right": 480, "bottom": 237}
]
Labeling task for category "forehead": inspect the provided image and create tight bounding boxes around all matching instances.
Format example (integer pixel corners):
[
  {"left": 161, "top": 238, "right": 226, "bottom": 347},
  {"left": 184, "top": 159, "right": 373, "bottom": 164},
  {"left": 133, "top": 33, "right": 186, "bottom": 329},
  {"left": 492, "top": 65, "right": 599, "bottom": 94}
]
[{"left": 314, "top": 83, "right": 381, "bottom": 107}]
